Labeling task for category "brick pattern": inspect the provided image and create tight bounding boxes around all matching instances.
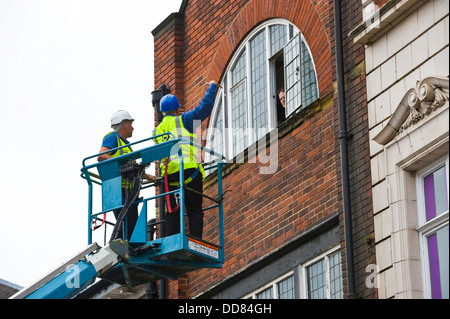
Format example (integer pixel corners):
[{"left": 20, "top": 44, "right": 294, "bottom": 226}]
[
  {"left": 190, "top": 96, "right": 340, "bottom": 298},
  {"left": 153, "top": 0, "right": 375, "bottom": 299},
  {"left": 337, "top": 0, "right": 376, "bottom": 299},
  {"left": 153, "top": 16, "right": 185, "bottom": 129}
]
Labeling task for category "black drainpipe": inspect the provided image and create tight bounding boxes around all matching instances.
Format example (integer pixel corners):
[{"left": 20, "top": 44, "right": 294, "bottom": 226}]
[
  {"left": 150, "top": 84, "right": 171, "bottom": 299},
  {"left": 145, "top": 218, "right": 158, "bottom": 299},
  {"left": 333, "top": 0, "right": 356, "bottom": 299}
]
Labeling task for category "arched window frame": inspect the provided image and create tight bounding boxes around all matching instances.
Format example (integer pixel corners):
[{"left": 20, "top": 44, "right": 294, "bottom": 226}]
[{"left": 206, "top": 19, "right": 319, "bottom": 162}]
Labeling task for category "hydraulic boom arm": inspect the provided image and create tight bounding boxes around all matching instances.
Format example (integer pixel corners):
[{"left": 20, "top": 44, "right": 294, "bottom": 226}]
[{"left": 9, "top": 240, "right": 127, "bottom": 299}]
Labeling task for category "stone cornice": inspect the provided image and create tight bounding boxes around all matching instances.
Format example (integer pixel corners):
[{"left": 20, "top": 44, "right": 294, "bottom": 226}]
[{"left": 373, "top": 76, "right": 449, "bottom": 145}]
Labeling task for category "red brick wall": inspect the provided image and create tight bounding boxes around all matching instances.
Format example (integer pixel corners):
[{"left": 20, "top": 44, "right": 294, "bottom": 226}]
[
  {"left": 337, "top": 0, "right": 377, "bottom": 299},
  {"left": 153, "top": 0, "right": 375, "bottom": 299},
  {"left": 189, "top": 96, "right": 339, "bottom": 298},
  {"left": 153, "top": 13, "right": 185, "bottom": 127}
]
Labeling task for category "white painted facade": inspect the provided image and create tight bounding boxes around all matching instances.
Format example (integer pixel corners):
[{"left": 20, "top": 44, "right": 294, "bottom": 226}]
[{"left": 352, "top": 0, "right": 449, "bottom": 298}]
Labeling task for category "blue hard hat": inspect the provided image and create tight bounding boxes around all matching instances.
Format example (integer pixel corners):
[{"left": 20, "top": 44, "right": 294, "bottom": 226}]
[{"left": 160, "top": 94, "right": 181, "bottom": 112}]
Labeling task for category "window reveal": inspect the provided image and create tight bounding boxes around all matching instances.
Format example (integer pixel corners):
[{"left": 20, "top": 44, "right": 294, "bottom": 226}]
[{"left": 418, "top": 161, "right": 449, "bottom": 299}]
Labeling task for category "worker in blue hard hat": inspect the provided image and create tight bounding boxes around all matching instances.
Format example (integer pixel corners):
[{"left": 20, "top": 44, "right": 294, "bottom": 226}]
[
  {"left": 154, "top": 81, "right": 218, "bottom": 239},
  {"left": 98, "top": 110, "right": 156, "bottom": 240}
]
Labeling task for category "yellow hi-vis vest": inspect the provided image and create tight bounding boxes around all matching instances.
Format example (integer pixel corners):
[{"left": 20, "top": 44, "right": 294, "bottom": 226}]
[
  {"left": 102, "top": 132, "right": 134, "bottom": 189},
  {"left": 103, "top": 132, "right": 133, "bottom": 158},
  {"left": 154, "top": 115, "right": 204, "bottom": 181}
]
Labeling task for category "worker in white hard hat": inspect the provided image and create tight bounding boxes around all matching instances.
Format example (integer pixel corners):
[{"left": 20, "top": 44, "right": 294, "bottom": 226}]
[
  {"left": 98, "top": 110, "right": 156, "bottom": 240},
  {"left": 98, "top": 110, "right": 135, "bottom": 161}
]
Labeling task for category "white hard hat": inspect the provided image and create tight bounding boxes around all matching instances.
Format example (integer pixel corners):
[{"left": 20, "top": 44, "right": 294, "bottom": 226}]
[{"left": 111, "top": 110, "right": 134, "bottom": 126}]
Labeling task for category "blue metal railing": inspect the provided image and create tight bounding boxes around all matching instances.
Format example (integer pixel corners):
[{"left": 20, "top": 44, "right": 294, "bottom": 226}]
[{"left": 80, "top": 132, "right": 225, "bottom": 256}]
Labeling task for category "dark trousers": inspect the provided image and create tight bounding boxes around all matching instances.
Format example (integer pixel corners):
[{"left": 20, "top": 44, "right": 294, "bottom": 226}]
[
  {"left": 165, "top": 168, "right": 203, "bottom": 239},
  {"left": 113, "top": 196, "right": 139, "bottom": 240}
]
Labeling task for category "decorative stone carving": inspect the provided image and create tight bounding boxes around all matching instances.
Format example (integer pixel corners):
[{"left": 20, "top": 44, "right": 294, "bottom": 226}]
[{"left": 373, "top": 76, "right": 449, "bottom": 145}]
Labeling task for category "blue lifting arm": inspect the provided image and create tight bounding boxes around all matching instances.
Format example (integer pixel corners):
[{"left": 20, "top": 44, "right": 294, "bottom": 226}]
[{"left": 9, "top": 240, "right": 128, "bottom": 299}]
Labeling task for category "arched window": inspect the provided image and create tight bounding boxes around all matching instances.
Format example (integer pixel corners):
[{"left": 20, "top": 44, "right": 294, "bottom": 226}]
[{"left": 207, "top": 19, "right": 318, "bottom": 161}]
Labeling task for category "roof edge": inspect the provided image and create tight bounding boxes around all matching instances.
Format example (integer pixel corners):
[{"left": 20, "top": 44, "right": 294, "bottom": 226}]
[{"left": 151, "top": 12, "right": 184, "bottom": 41}]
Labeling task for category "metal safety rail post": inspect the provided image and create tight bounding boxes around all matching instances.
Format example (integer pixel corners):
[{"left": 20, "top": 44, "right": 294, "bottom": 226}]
[
  {"left": 81, "top": 134, "right": 163, "bottom": 245},
  {"left": 80, "top": 133, "right": 226, "bottom": 289}
]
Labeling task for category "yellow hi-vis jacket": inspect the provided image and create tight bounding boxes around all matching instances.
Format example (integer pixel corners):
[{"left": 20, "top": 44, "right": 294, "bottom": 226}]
[
  {"left": 154, "top": 115, "right": 204, "bottom": 182},
  {"left": 102, "top": 132, "right": 134, "bottom": 189},
  {"left": 103, "top": 132, "right": 134, "bottom": 158}
]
